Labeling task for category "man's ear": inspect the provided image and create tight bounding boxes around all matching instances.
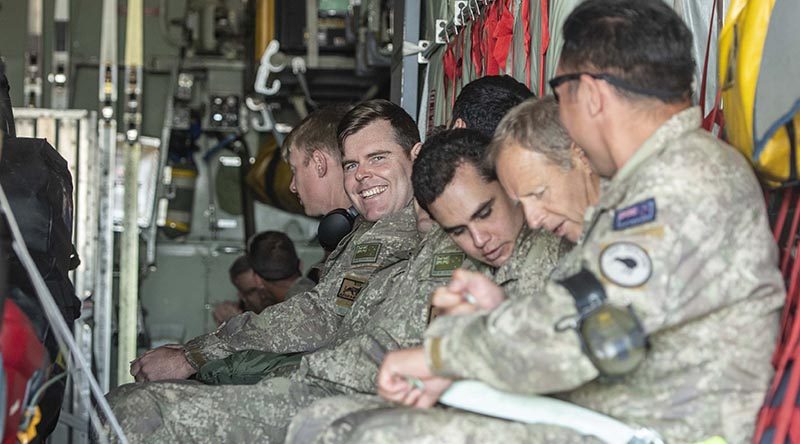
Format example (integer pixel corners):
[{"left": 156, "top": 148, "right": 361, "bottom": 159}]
[
  {"left": 583, "top": 75, "right": 605, "bottom": 118},
  {"left": 311, "top": 150, "right": 327, "bottom": 177},
  {"left": 410, "top": 142, "right": 423, "bottom": 161},
  {"left": 452, "top": 118, "right": 467, "bottom": 129},
  {"left": 570, "top": 142, "right": 593, "bottom": 172}
]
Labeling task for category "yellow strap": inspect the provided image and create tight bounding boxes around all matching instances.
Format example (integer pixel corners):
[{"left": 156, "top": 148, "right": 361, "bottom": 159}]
[
  {"left": 694, "top": 437, "right": 727, "bottom": 444},
  {"left": 17, "top": 406, "right": 41, "bottom": 444}
]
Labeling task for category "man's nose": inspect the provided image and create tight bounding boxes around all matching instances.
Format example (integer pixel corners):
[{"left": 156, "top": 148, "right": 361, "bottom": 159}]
[
  {"left": 471, "top": 228, "right": 489, "bottom": 249},
  {"left": 355, "top": 164, "right": 371, "bottom": 181},
  {"left": 524, "top": 204, "right": 547, "bottom": 229}
]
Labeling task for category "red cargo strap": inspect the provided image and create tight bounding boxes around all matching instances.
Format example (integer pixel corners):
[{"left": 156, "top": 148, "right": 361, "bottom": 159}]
[
  {"left": 521, "top": 0, "right": 531, "bottom": 87},
  {"left": 471, "top": 14, "right": 484, "bottom": 78},
  {"left": 754, "top": 188, "right": 800, "bottom": 444},
  {"left": 699, "top": 0, "right": 724, "bottom": 134},
  {"left": 492, "top": 0, "right": 514, "bottom": 73},
  {"left": 443, "top": 43, "right": 457, "bottom": 108},
  {"left": 454, "top": 31, "right": 465, "bottom": 105},
  {"left": 538, "top": 0, "right": 550, "bottom": 96},
  {"left": 483, "top": 1, "right": 500, "bottom": 75}
]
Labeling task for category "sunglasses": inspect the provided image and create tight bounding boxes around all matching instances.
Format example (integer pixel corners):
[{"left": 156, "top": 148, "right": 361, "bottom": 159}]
[{"left": 548, "top": 72, "right": 686, "bottom": 103}]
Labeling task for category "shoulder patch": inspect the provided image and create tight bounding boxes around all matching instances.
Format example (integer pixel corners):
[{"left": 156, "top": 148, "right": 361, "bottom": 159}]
[
  {"left": 430, "top": 252, "right": 466, "bottom": 277},
  {"left": 352, "top": 243, "right": 382, "bottom": 264},
  {"left": 599, "top": 242, "right": 652, "bottom": 287},
  {"left": 613, "top": 198, "right": 656, "bottom": 231},
  {"left": 336, "top": 275, "right": 367, "bottom": 312}
]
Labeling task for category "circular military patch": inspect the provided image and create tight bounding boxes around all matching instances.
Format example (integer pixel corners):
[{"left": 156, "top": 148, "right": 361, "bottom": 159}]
[{"left": 599, "top": 242, "right": 652, "bottom": 287}]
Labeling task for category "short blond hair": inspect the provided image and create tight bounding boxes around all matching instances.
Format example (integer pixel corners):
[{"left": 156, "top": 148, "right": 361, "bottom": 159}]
[
  {"left": 281, "top": 104, "right": 352, "bottom": 163},
  {"left": 487, "top": 96, "right": 574, "bottom": 171}
]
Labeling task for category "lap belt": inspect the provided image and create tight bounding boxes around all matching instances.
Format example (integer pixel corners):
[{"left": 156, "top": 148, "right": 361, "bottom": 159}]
[{"left": 439, "top": 380, "right": 663, "bottom": 444}]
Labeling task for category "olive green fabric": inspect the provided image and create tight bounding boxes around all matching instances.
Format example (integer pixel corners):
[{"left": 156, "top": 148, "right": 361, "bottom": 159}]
[{"left": 195, "top": 350, "right": 303, "bottom": 385}]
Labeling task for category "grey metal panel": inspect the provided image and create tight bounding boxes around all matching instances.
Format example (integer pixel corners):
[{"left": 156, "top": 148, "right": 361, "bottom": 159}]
[
  {"left": 392, "top": 0, "right": 421, "bottom": 120},
  {"left": 754, "top": 0, "right": 800, "bottom": 145}
]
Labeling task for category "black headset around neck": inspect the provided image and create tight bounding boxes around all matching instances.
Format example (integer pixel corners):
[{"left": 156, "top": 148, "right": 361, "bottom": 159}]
[{"left": 317, "top": 206, "right": 358, "bottom": 251}]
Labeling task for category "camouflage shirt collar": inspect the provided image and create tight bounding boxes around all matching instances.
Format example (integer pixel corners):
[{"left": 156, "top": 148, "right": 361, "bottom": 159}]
[
  {"left": 493, "top": 226, "right": 535, "bottom": 284},
  {"left": 610, "top": 106, "right": 701, "bottom": 191}
]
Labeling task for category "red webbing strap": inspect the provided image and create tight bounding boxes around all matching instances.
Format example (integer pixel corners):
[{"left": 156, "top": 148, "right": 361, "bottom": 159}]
[
  {"left": 774, "top": 191, "right": 800, "bottom": 367},
  {"left": 774, "top": 349, "right": 800, "bottom": 442},
  {"left": 484, "top": 1, "right": 500, "bottom": 75},
  {"left": 779, "top": 243, "right": 800, "bottom": 358},
  {"left": 780, "top": 191, "right": 800, "bottom": 277},
  {"left": 471, "top": 14, "right": 484, "bottom": 78},
  {"left": 773, "top": 188, "right": 794, "bottom": 243},
  {"left": 792, "top": 409, "right": 800, "bottom": 443},
  {"left": 538, "top": 0, "right": 550, "bottom": 96},
  {"left": 454, "top": 30, "right": 465, "bottom": 106},
  {"left": 755, "top": 189, "right": 800, "bottom": 444},
  {"left": 520, "top": 0, "right": 531, "bottom": 87},
  {"left": 443, "top": 42, "right": 457, "bottom": 110},
  {"left": 492, "top": 0, "right": 514, "bottom": 73},
  {"left": 700, "top": 0, "right": 725, "bottom": 134}
]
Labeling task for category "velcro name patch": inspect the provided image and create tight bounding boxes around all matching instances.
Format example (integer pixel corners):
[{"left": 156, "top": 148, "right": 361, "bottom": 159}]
[
  {"left": 430, "top": 252, "right": 466, "bottom": 277},
  {"left": 352, "top": 243, "right": 382, "bottom": 264},
  {"left": 613, "top": 198, "right": 656, "bottom": 231}
]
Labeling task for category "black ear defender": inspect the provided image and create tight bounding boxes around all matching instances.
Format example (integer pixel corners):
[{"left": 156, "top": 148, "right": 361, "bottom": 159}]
[{"left": 317, "top": 206, "right": 358, "bottom": 251}]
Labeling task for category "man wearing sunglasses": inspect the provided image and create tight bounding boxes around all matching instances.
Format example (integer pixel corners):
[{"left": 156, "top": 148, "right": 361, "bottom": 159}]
[{"left": 284, "top": 1, "right": 784, "bottom": 443}]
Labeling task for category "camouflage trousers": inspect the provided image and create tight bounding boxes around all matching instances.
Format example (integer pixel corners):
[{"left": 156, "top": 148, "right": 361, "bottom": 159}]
[
  {"left": 104, "top": 374, "right": 340, "bottom": 444},
  {"left": 287, "top": 394, "right": 603, "bottom": 444}
]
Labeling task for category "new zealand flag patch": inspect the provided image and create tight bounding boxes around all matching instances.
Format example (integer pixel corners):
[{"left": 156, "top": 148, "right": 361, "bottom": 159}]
[{"left": 613, "top": 198, "right": 656, "bottom": 230}]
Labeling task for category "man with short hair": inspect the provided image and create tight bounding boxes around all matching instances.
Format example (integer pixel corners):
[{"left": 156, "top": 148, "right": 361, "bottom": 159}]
[
  {"left": 214, "top": 233, "right": 316, "bottom": 325},
  {"left": 104, "top": 100, "right": 424, "bottom": 443},
  {"left": 286, "top": 128, "right": 571, "bottom": 443},
  {"left": 291, "top": 1, "right": 784, "bottom": 443},
  {"left": 283, "top": 105, "right": 353, "bottom": 217},
  {"left": 449, "top": 75, "right": 533, "bottom": 138}
]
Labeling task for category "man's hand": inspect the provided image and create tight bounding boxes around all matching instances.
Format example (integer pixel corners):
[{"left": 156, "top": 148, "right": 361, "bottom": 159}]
[
  {"left": 376, "top": 347, "right": 454, "bottom": 408},
  {"left": 130, "top": 344, "right": 196, "bottom": 382},
  {"left": 432, "top": 269, "right": 507, "bottom": 315},
  {"left": 213, "top": 300, "right": 243, "bottom": 325}
]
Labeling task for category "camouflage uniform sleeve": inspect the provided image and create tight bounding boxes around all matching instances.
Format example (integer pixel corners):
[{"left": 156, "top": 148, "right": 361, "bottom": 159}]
[
  {"left": 423, "top": 233, "right": 595, "bottom": 394},
  {"left": 184, "top": 206, "right": 420, "bottom": 368},
  {"left": 305, "top": 227, "right": 469, "bottom": 393},
  {"left": 426, "top": 141, "right": 785, "bottom": 395}
]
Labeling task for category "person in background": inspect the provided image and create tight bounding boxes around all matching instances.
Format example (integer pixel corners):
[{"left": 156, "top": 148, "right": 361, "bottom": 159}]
[
  {"left": 449, "top": 75, "right": 534, "bottom": 138},
  {"left": 213, "top": 231, "right": 316, "bottom": 325}
]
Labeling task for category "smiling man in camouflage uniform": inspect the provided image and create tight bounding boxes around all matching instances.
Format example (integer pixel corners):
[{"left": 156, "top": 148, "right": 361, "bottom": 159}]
[
  {"left": 286, "top": 127, "right": 575, "bottom": 443},
  {"left": 102, "top": 100, "right": 424, "bottom": 443},
  {"left": 284, "top": 1, "right": 785, "bottom": 443}
]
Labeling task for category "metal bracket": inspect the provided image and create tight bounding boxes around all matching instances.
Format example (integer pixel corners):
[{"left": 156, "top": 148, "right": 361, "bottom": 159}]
[
  {"left": 417, "top": 40, "right": 431, "bottom": 64},
  {"left": 254, "top": 40, "right": 285, "bottom": 96},
  {"left": 245, "top": 97, "right": 273, "bottom": 132},
  {"left": 435, "top": 20, "right": 449, "bottom": 44},
  {"left": 454, "top": 0, "right": 468, "bottom": 27}
]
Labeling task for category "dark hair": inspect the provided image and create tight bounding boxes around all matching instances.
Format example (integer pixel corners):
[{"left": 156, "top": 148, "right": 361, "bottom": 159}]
[
  {"left": 282, "top": 104, "right": 353, "bottom": 163},
  {"left": 451, "top": 75, "right": 534, "bottom": 138},
  {"left": 412, "top": 129, "right": 495, "bottom": 213},
  {"left": 488, "top": 96, "right": 574, "bottom": 170},
  {"left": 559, "top": 0, "right": 695, "bottom": 103},
  {"left": 247, "top": 231, "right": 301, "bottom": 281},
  {"left": 337, "top": 99, "right": 420, "bottom": 154},
  {"left": 228, "top": 255, "right": 252, "bottom": 281}
]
